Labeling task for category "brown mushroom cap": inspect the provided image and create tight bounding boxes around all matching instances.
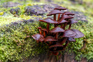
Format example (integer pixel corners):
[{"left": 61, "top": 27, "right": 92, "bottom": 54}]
[
  {"left": 49, "top": 42, "right": 62, "bottom": 48},
  {"left": 44, "top": 36, "right": 57, "bottom": 42},
  {"left": 39, "top": 18, "right": 58, "bottom": 24},
  {"left": 49, "top": 41, "right": 69, "bottom": 52},
  {"left": 58, "top": 19, "right": 68, "bottom": 24},
  {"left": 54, "top": 6, "right": 67, "bottom": 10},
  {"left": 41, "top": 28, "right": 48, "bottom": 33},
  {"left": 62, "top": 30, "right": 76, "bottom": 37},
  {"left": 50, "top": 27, "right": 65, "bottom": 33},
  {"left": 63, "top": 15, "right": 74, "bottom": 19},
  {"left": 71, "top": 29, "right": 84, "bottom": 38},
  {"left": 38, "top": 27, "right": 42, "bottom": 29},
  {"left": 68, "top": 37, "right": 76, "bottom": 42},
  {"left": 32, "top": 34, "right": 44, "bottom": 42},
  {"left": 47, "top": 10, "right": 63, "bottom": 16},
  {"left": 65, "top": 12, "right": 75, "bottom": 15}
]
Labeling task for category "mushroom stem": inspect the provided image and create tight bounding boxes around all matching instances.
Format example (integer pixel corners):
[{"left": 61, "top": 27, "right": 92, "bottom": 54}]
[
  {"left": 55, "top": 33, "right": 58, "bottom": 39},
  {"left": 63, "top": 41, "right": 69, "bottom": 50},
  {"left": 37, "top": 40, "right": 39, "bottom": 43},
  {"left": 69, "top": 24, "right": 71, "bottom": 29},
  {"left": 58, "top": 14, "right": 60, "bottom": 21},
  {"left": 54, "top": 14, "right": 56, "bottom": 21},
  {"left": 54, "top": 14, "right": 57, "bottom": 27},
  {"left": 39, "top": 29, "right": 42, "bottom": 34},
  {"left": 60, "top": 37, "right": 67, "bottom": 44},
  {"left": 43, "top": 31, "right": 46, "bottom": 37},
  {"left": 63, "top": 23, "right": 67, "bottom": 29},
  {"left": 47, "top": 23, "right": 49, "bottom": 32}
]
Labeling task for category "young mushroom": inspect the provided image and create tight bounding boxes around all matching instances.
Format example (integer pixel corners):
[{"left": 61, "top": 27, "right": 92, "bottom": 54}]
[
  {"left": 38, "top": 27, "right": 42, "bottom": 34},
  {"left": 32, "top": 34, "right": 44, "bottom": 43},
  {"left": 71, "top": 29, "right": 84, "bottom": 38},
  {"left": 41, "top": 28, "right": 48, "bottom": 37},
  {"left": 50, "top": 27, "right": 65, "bottom": 39},
  {"left": 47, "top": 10, "right": 63, "bottom": 21},
  {"left": 68, "top": 37, "right": 76, "bottom": 42},
  {"left": 58, "top": 18, "right": 68, "bottom": 28},
  {"left": 68, "top": 19, "right": 78, "bottom": 29},
  {"left": 65, "top": 12, "right": 75, "bottom": 15},
  {"left": 39, "top": 18, "right": 58, "bottom": 32},
  {"left": 54, "top": 6, "right": 67, "bottom": 20},
  {"left": 44, "top": 36, "right": 57, "bottom": 46}
]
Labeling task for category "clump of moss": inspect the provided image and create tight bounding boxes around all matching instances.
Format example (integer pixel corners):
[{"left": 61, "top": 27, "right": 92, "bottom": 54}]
[{"left": 0, "top": 21, "right": 48, "bottom": 62}]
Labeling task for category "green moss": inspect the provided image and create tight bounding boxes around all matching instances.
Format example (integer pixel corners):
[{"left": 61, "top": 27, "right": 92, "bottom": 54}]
[{"left": 0, "top": 21, "right": 48, "bottom": 62}]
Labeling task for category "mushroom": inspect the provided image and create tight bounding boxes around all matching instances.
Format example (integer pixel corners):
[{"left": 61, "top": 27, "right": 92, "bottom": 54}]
[
  {"left": 47, "top": 10, "right": 63, "bottom": 21},
  {"left": 68, "top": 19, "right": 78, "bottom": 29},
  {"left": 60, "top": 13, "right": 74, "bottom": 29},
  {"left": 50, "top": 27, "right": 65, "bottom": 39},
  {"left": 54, "top": 6, "right": 67, "bottom": 21},
  {"left": 68, "top": 37, "right": 76, "bottom": 42},
  {"left": 58, "top": 18, "right": 68, "bottom": 28},
  {"left": 62, "top": 30, "right": 76, "bottom": 37},
  {"left": 38, "top": 27, "right": 42, "bottom": 34},
  {"left": 32, "top": 34, "right": 44, "bottom": 43},
  {"left": 59, "top": 37, "right": 68, "bottom": 45},
  {"left": 44, "top": 36, "right": 57, "bottom": 46},
  {"left": 71, "top": 29, "right": 84, "bottom": 38},
  {"left": 49, "top": 41, "right": 69, "bottom": 52},
  {"left": 54, "top": 6, "right": 67, "bottom": 10},
  {"left": 39, "top": 18, "right": 58, "bottom": 32},
  {"left": 65, "top": 12, "right": 75, "bottom": 15},
  {"left": 41, "top": 28, "right": 48, "bottom": 37}
]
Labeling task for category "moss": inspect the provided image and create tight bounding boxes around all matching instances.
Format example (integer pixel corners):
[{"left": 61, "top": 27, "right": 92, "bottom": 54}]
[{"left": 0, "top": 21, "right": 48, "bottom": 62}]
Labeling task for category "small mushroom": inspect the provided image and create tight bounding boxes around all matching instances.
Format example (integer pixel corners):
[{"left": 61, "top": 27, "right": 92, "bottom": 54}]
[
  {"left": 50, "top": 27, "right": 65, "bottom": 39},
  {"left": 68, "top": 37, "right": 76, "bottom": 42},
  {"left": 65, "top": 12, "right": 75, "bottom": 15},
  {"left": 38, "top": 27, "right": 42, "bottom": 34},
  {"left": 58, "top": 18, "right": 68, "bottom": 28},
  {"left": 47, "top": 10, "right": 63, "bottom": 21},
  {"left": 32, "top": 34, "right": 44, "bottom": 43},
  {"left": 54, "top": 6, "right": 67, "bottom": 21},
  {"left": 44, "top": 36, "right": 57, "bottom": 46},
  {"left": 68, "top": 19, "right": 78, "bottom": 29},
  {"left": 54, "top": 6, "right": 67, "bottom": 10},
  {"left": 44, "top": 36, "right": 57, "bottom": 42},
  {"left": 49, "top": 41, "right": 69, "bottom": 52},
  {"left": 71, "top": 29, "right": 84, "bottom": 38},
  {"left": 41, "top": 28, "right": 48, "bottom": 37},
  {"left": 39, "top": 18, "right": 58, "bottom": 32},
  {"left": 62, "top": 30, "right": 76, "bottom": 37}
]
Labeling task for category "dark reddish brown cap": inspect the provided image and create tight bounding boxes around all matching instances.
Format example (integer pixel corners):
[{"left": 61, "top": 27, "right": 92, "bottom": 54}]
[
  {"left": 41, "top": 28, "right": 48, "bottom": 32},
  {"left": 38, "top": 27, "right": 42, "bottom": 29},
  {"left": 39, "top": 18, "right": 58, "bottom": 24},
  {"left": 62, "top": 30, "right": 76, "bottom": 37},
  {"left": 58, "top": 19, "right": 68, "bottom": 24},
  {"left": 68, "top": 37, "right": 76, "bottom": 42},
  {"left": 71, "top": 29, "right": 84, "bottom": 38},
  {"left": 49, "top": 42, "right": 62, "bottom": 48},
  {"left": 65, "top": 12, "right": 75, "bottom": 15},
  {"left": 32, "top": 34, "right": 44, "bottom": 42},
  {"left": 44, "top": 36, "right": 57, "bottom": 42},
  {"left": 54, "top": 6, "right": 67, "bottom": 10},
  {"left": 50, "top": 27, "right": 65, "bottom": 33},
  {"left": 47, "top": 10, "right": 63, "bottom": 16},
  {"left": 63, "top": 15, "right": 74, "bottom": 19}
]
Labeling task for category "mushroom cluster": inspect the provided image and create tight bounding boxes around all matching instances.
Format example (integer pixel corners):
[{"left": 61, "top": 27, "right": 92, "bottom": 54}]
[{"left": 32, "top": 6, "right": 84, "bottom": 55}]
